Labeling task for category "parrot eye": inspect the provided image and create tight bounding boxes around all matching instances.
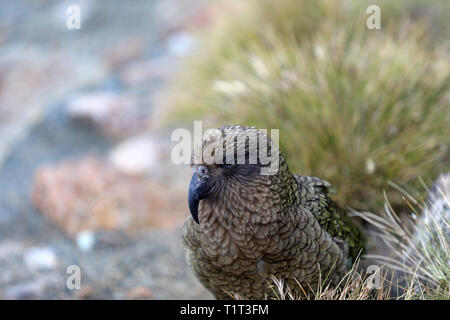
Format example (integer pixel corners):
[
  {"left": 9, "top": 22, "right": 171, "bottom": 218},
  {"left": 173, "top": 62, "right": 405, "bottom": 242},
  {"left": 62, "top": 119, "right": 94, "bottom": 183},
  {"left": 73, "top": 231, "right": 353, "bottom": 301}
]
[{"left": 197, "top": 165, "right": 208, "bottom": 177}]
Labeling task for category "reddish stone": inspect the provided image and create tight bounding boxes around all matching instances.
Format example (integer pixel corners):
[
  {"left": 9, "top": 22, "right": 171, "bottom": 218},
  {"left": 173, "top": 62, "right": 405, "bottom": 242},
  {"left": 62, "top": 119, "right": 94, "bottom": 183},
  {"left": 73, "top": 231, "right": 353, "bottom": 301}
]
[
  {"left": 32, "top": 157, "right": 187, "bottom": 237},
  {"left": 125, "top": 286, "right": 153, "bottom": 299}
]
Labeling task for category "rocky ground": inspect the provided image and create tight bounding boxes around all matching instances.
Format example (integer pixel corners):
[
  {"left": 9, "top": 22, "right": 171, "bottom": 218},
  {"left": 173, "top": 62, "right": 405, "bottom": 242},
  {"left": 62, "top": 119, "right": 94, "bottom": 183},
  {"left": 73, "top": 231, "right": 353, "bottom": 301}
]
[{"left": 0, "top": 0, "right": 213, "bottom": 299}]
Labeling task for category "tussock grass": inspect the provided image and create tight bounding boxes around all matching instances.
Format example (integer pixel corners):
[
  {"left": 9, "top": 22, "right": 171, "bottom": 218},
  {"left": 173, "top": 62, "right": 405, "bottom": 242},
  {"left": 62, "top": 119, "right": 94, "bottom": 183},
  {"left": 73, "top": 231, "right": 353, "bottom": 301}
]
[
  {"left": 268, "top": 260, "right": 392, "bottom": 300},
  {"left": 163, "top": 0, "right": 450, "bottom": 213},
  {"left": 353, "top": 176, "right": 450, "bottom": 299}
]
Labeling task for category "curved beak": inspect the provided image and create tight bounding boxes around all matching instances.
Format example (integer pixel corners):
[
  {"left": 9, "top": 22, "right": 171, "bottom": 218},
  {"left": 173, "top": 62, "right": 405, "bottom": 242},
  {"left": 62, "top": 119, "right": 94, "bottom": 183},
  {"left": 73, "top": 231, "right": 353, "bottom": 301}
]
[{"left": 188, "top": 173, "right": 209, "bottom": 224}]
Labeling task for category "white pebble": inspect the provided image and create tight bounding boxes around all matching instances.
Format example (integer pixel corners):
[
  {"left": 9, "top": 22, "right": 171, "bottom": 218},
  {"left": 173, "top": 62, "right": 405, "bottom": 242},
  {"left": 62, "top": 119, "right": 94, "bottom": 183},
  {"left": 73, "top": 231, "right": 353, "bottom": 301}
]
[
  {"left": 76, "top": 230, "right": 95, "bottom": 252},
  {"left": 24, "top": 247, "right": 58, "bottom": 271}
]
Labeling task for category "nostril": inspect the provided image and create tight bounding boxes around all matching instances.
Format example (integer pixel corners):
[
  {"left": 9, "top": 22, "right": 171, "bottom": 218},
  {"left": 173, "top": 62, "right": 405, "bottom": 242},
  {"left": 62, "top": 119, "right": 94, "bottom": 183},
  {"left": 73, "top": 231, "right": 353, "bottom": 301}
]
[{"left": 197, "top": 165, "right": 208, "bottom": 177}]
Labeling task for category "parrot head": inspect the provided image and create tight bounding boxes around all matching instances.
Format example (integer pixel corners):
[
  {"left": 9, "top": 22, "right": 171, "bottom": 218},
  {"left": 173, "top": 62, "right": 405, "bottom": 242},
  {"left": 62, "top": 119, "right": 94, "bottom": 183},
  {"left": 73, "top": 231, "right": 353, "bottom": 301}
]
[{"left": 188, "top": 125, "right": 284, "bottom": 224}]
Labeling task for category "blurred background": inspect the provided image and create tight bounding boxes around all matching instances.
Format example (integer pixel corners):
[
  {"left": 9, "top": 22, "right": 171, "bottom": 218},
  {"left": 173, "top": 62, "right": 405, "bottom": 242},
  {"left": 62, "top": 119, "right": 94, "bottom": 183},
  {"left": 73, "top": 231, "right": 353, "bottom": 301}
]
[
  {"left": 0, "top": 0, "right": 214, "bottom": 299},
  {"left": 0, "top": 0, "right": 448, "bottom": 299}
]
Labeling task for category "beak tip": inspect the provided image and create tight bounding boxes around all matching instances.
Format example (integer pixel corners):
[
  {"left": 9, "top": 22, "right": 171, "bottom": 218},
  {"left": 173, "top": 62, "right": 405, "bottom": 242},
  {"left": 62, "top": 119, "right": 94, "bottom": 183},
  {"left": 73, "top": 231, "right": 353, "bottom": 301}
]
[
  {"left": 188, "top": 174, "right": 201, "bottom": 224},
  {"left": 188, "top": 197, "right": 200, "bottom": 224}
]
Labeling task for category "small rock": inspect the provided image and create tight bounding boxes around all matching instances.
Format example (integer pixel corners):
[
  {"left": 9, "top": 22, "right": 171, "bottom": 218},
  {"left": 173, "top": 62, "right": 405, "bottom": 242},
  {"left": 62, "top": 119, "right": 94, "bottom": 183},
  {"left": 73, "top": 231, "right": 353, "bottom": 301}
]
[
  {"left": 125, "top": 286, "right": 153, "bottom": 299},
  {"left": 67, "top": 92, "right": 148, "bottom": 139},
  {"left": 109, "top": 135, "right": 161, "bottom": 175},
  {"left": 74, "top": 285, "right": 94, "bottom": 300},
  {"left": 76, "top": 230, "right": 95, "bottom": 252},
  {"left": 119, "top": 57, "right": 172, "bottom": 87},
  {"left": 23, "top": 247, "right": 58, "bottom": 271},
  {"left": 166, "top": 31, "right": 194, "bottom": 56},
  {"left": 32, "top": 157, "right": 187, "bottom": 237}
]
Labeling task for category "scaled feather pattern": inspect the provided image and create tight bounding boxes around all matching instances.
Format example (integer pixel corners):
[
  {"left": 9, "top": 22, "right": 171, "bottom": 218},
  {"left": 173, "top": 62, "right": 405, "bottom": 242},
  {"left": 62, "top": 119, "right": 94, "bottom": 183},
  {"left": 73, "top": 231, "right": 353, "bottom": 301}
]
[{"left": 182, "top": 126, "right": 365, "bottom": 299}]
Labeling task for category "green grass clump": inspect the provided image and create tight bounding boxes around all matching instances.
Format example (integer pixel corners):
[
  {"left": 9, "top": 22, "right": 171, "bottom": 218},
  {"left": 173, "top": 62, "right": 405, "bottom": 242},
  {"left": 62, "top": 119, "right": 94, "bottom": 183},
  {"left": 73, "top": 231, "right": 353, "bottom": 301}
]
[{"left": 164, "top": 0, "right": 450, "bottom": 212}]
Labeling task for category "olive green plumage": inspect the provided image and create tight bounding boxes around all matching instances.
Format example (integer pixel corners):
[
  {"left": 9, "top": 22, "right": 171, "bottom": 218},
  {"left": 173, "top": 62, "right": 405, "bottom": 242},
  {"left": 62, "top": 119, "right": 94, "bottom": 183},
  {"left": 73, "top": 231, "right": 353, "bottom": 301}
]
[
  {"left": 294, "top": 175, "right": 365, "bottom": 263},
  {"left": 182, "top": 125, "right": 365, "bottom": 299}
]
